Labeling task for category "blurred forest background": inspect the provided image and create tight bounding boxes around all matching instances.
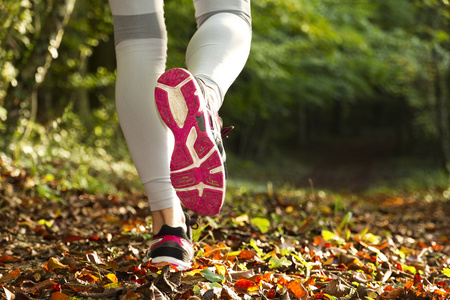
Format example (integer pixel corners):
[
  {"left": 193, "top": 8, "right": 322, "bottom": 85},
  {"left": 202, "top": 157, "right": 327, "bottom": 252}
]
[{"left": 1, "top": 0, "right": 449, "bottom": 196}]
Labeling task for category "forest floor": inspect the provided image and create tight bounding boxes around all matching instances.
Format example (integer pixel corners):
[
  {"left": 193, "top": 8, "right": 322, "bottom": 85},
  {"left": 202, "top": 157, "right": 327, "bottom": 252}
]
[{"left": 0, "top": 147, "right": 449, "bottom": 299}]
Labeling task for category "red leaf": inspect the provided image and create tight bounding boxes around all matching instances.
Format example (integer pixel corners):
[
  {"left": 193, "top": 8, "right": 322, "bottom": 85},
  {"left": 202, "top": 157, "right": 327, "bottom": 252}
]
[
  {"left": 414, "top": 274, "right": 423, "bottom": 285},
  {"left": 384, "top": 285, "right": 394, "bottom": 292},
  {"left": 265, "top": 289, "right": 277, "bottom": 298},
  {"left": 89, "top": 235, "right": 100, "bottom": 241}
]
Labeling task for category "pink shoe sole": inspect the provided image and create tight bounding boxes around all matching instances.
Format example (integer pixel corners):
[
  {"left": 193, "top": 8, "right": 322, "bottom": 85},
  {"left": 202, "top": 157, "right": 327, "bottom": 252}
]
[{"left": 155, "top": 68, "right": 225, "bottom": 216}]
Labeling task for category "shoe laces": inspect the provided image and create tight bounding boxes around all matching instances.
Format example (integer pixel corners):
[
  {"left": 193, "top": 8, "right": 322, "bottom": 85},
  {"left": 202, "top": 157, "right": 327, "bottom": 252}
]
[{"left": 221, "top": 125, "right": 234, "bottom": 139}]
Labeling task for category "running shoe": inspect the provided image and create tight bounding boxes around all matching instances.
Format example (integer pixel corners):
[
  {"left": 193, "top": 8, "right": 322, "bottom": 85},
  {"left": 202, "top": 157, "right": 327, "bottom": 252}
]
[
  {"left": 145, "top": 213, "right": 195, "bottom": 270},
  {"left": 155, "top": 68, "right": 227, "bottom": 216}
]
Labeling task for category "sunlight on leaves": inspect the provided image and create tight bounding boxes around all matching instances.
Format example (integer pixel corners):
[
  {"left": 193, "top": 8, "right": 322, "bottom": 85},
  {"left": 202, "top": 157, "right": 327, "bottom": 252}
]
[
  {"left": 200, "top": 269, "right": 225, "bottom": 283},
  {"left": 322, "top": 230, "right": 335, "bottom": 241},
  {"left": 443, "top": 268, "right": 450, "bottom": 277},
  {"left": 44, "top": 258, "right": 68, "bottom": 271},
  {"left": 249, "top": 239, "right": 264, "bottom": 257},
  {"left": 269, "top": 256, "right": 292, "bottom": 269},
  {"left": 250, "top": 217, "right": 271, "bottom": 234},
  {"left": 324, "top": 293, "right": 338, "bottom": 300}
]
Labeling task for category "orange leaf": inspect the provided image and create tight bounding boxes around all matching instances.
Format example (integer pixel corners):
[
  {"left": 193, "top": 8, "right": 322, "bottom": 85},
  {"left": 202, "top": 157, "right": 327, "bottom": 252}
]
[
  {"left": 238, "top": 249, "right": 257, "bottom": 260},
  {"left": 52, "top": 292, "right": 70, "bottom": 300},
  {"left": 277, "top": 276, "right": 289, "bottom": 286},
  {"left": 44, "top": 257, "right": 68, "bottom": 272},
  {"left": 313, "top": 235, "right": 326, "bottom": 247},
  {"left": 286, "top": 281, "right": 307, "bottom": 298},
  {"left": 106, "top": 273, "right": 118, "bottom": 283},
  {"left": 384, "top": 285, "right": 394, "bottom": 292},
  {"left": 234, "top": 278, "right": 258, "bottom": 292},
  {"left": 431, "top": 243, "right": 443, "bottom": 251},
  {"left": 77, "top": 274, "right": 100, "bottom": 283},
  {"left": 405, "top": 281, "right": 414, "bottom": 291},
  {"left": 214, "top": 264, "right": 227, "bottom": 277},
  {"left": 0, "top": 268, "right": 20, "bottom": 283},
  {"left": 434, "top": 289, "right": 447, "bottom": 296},
  {"left": 256, "top": 272, "right": 274, "bottom": 284},
  {"left": 202, "top": 245, "right": 223, "bottom": 260},
  {"left": 304, "top": 277, "right": 316, "bottom": 287},
  {"left": 0, "top": 254, "right": 22, "bottom": 263}
]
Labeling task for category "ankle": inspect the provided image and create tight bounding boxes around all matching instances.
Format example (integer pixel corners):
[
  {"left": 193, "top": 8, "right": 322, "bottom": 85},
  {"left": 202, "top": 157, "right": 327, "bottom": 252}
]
[{"left": 151, "top": 205, "right": 186, "bottom": 234}]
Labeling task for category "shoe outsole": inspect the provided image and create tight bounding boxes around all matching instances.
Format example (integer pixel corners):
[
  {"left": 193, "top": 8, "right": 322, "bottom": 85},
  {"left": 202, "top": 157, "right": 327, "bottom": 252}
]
[{"left": 155, "top": 68, "right": 225, "bottom": 216}]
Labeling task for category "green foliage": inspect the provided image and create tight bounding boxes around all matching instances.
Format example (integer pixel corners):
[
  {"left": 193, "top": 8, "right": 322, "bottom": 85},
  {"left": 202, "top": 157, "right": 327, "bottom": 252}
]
[
  {"left": 250, "top": 217, "right": 271, "bottom": 234},
  {"left": 200, "top": 269, "right": 225, "bottom": 283},
  {"left": 268, "top": 256, "right": 292, "bottom": 269},
  {"left": 1, "top": 0, "right": 450, "bottom": 193},
  {"left": 222, "top": 0, "right": 450, "bottom": 159},
  {"left": 2, "top": 101, "right": 140, "bottom": 196}
]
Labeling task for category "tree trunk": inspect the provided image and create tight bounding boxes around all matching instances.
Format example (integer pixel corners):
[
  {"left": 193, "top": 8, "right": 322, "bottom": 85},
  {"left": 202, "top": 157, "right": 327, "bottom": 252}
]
[{"left": 4, "top": 0, "right": 77, "bottom": 137}]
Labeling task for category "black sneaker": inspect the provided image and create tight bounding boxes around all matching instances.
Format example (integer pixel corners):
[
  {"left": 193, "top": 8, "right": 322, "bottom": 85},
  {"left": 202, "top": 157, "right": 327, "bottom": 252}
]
[{"left": 144, "top": 213, "right": 195, "bottom": 270}]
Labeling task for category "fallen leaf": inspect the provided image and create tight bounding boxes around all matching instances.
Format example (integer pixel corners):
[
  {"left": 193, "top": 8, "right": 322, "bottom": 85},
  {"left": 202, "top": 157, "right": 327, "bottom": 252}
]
[
  {"left": 238, "top": 249, "right": 257, "bottom": 260},
  {"left": 0, "top": 254, "right": 22, "bottom": 263},
  {"left": 44, "top": 257, "right": 68, "bottom": 272},
  {"left": 286, "top": 281, "right": 307, "bottom": 298},
  {"left": 106, "top": 273, "right": 118, "bottom": 283},
  {"left": 52, "top": 291, "right": 70, "bottom": 300},
  {"left": 25, "top": 279, "right": 56, "bottom": 293},
  {"left": 201, "top": 269, "right": 225, "bottom": 283},
  {"left": 250, "top": 217, "right": 271, "bottom": 234},
  {"left": 234, "top": 278, "right": 258, "bottom": 293},
  {"left": 0, "top": 268, "right": 20, "bottom": 283}
]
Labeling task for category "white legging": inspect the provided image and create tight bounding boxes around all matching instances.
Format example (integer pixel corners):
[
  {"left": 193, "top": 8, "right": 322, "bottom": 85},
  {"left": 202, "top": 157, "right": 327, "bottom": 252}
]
[{"left": 108, "top": 0, "right": 252, "bottom": 211}]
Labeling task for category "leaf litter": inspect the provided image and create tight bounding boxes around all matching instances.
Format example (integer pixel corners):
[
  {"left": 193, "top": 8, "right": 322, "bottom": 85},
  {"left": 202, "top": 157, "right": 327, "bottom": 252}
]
[{"left": 0, "top": 165, "right": 449, "bottom": 299}]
